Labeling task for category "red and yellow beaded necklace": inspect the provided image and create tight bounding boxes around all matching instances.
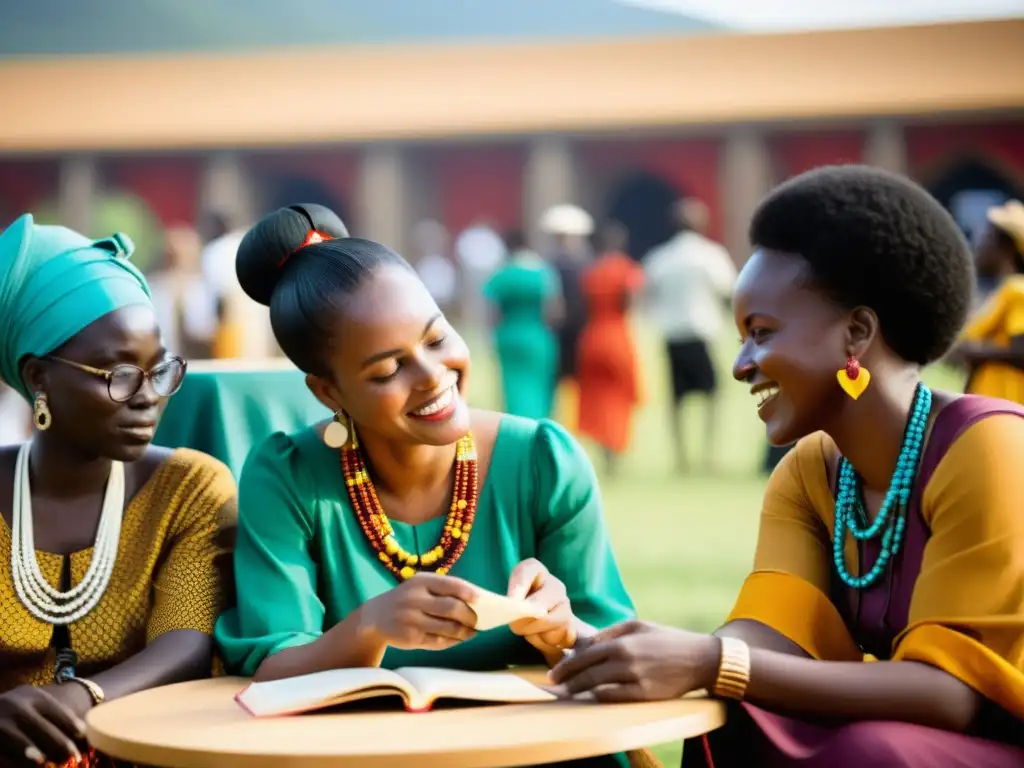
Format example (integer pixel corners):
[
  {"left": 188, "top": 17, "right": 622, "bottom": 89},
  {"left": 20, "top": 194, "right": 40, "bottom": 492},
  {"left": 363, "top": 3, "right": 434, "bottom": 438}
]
[{"left": 341, "top": 428, "right": 479, "bottom": 580}]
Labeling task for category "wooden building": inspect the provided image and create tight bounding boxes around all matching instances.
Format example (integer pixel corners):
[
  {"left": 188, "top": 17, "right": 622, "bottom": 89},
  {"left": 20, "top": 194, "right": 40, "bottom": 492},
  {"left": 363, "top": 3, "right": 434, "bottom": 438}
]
[{"left": 1, "top": 15, "right": 1022, "bottom": 263}]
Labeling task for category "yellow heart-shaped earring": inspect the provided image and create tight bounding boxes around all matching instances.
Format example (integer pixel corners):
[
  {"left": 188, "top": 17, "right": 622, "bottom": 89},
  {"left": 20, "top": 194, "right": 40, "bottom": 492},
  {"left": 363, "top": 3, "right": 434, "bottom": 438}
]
[{"left": 836, "top": 356, "right": 871, "bottom": 400}]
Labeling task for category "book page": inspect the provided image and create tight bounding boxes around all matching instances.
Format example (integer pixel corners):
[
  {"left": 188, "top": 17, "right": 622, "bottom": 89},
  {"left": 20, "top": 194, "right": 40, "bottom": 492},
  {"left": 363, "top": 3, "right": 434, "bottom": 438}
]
[
  {"left": 397, "top": 667, "right": 557, "bottom": 711},
  {"left": 467, "top": 588, "right": 546, "bottom": 631},
  {"left": 238, "top": 667, "right": 414, "bottom": 717}
]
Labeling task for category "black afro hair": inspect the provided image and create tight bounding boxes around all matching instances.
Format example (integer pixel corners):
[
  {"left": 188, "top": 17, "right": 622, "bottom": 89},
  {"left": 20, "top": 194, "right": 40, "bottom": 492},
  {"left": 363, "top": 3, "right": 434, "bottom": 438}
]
[{"left": 749, "top": 165, "right": 974, "bottom": 366}]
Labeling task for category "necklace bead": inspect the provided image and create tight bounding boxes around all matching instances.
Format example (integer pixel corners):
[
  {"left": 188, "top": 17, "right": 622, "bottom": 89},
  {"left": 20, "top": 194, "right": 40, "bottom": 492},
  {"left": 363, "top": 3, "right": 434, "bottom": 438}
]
[
  {"left": 342, "top": 434, "right": 478, "bottom": 580},
  {"left": 832, "top": 383, "right": 931, "bottom": 589},
  {"left": 11, "top": 443, "right": 124, "bottom": 625}
]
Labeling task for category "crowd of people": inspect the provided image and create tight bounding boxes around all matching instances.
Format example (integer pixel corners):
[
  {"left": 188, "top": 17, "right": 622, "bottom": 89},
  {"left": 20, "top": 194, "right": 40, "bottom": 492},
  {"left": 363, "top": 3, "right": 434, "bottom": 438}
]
[
  {"left": 478, "top": 197, "right": 737, "bottom": 476},
  {"left": 0, "top": 165, "right": 1022, "bottom": 768}
]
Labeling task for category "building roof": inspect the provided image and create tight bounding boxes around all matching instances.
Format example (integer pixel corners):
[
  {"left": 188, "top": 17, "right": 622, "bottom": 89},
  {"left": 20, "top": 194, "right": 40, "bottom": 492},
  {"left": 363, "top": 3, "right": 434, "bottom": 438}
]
[
  {"left": 1, "top": 20, "right": 1022, "bottom": 153},
  {"left": 0, "top": 0, "right": 718, "bottom": 56}
]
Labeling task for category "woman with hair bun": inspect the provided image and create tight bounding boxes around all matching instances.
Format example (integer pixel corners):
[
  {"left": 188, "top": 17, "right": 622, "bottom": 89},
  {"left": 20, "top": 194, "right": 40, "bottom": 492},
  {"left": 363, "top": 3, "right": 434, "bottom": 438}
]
[{"left": 215, "top": 204, "right": 642, "bottom": 767}]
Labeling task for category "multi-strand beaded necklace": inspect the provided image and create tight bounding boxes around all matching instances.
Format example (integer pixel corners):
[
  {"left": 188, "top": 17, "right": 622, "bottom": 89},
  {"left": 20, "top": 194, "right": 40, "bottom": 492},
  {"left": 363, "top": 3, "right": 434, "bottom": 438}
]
[
  {"left": 832, "top": 382, "right": 932, "bottom": 589},
  {"left": 341, "top": 431, "right": 479, "bottom": 580}
]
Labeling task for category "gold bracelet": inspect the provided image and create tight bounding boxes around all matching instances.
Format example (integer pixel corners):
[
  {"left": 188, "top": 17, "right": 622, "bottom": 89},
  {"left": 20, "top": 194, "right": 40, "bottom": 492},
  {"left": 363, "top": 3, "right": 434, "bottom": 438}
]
[
  {"left": 713, "top": 637, "right": 751, "bottom": 700},
  {"left": 65, "top": 677, "right": 105, "bottom": 706}
]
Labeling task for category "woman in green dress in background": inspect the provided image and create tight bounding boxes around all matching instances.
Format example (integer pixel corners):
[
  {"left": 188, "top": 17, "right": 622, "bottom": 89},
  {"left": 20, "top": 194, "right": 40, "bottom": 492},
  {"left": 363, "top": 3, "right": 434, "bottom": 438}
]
[
  {"left": 483, "top": 230, "right": 561, "bottom": 420},
  {"left": 214, "top": 205, "right": 648, "bottom": 767}
]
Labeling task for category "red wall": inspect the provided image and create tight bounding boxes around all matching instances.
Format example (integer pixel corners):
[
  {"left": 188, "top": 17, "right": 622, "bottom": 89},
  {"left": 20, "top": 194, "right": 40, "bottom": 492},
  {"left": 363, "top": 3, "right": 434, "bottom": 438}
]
[
  {"left": 248, "top": 149, "right": 359, "bottom": 218},
  {"left": 580, "top": 138, "right": 722, "bottom": 241},
  {"left": 106, "top": 155, "right": 203, "bottom": 227},
  {"left": 0, "top": 159, "right": 58, "bottom": 220},
  {"left": 431, "top": 144, "right": 525, "bottom": 235},
  {"left": 906, "top": 122, "right": 1024, "bottom": 182},
  {"left": 770, "top": 131, "right": 865, "bottom": 180},
  {"left": 6, "top": 120, "right": 1021, "bottom": 239}
]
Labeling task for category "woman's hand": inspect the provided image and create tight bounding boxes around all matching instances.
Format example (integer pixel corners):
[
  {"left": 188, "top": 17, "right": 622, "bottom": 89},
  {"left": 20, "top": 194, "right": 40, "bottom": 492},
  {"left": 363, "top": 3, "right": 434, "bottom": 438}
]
[
  {"left": 0, "top": 685, "right": 87, "bottom": 766},
  {"left": 547, "top": 620, "right": 721, "bottom": 702},
  {"left": 358, "top": 572, "right": 480, "bottom": 651},
  {"left": 507, "top": 558, "right": 578, "bottom": 660}
]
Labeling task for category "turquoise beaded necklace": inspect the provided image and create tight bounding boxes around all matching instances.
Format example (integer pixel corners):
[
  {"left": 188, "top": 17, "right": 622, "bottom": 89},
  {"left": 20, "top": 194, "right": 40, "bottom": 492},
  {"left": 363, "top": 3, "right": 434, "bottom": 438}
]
[{"left": 832, "top": 382, "right": 932, "bottom": 589}]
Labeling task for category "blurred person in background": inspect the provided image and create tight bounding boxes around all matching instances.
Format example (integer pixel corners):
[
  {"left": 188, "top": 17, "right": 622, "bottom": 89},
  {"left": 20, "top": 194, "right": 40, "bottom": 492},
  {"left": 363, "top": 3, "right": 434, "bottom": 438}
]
[
  {"left": 483, "top": 230, "right": 561, "bottom": 419},
  {"left": 0, "top": 380, "right": 29, "bottom": 447},
  {"left": 539, "top": 204, "right": 594, "bottom": 432},
  {"left": 954, "top": 200, "right": 1024, "bottom": 402},
  {"left": 643, "top": 198, "right": 736, "bottom": 473},
  {"left": 200, "top": 211, "right": 245, "bottom": 359},
  {"left": 576, "top": 221, "right": 645, "bottom": 476},
  {"left": 147, "top": 226, "right": 216, "bottom": 360},
  {"left": 201, "top": 210, "right": 276, "bottom": 360},
  {"left": 454, "top": 218, "right": 505, "bottom": 335},
  {"left": 412, "top": 219, "right": 458, "bottom": 319}
]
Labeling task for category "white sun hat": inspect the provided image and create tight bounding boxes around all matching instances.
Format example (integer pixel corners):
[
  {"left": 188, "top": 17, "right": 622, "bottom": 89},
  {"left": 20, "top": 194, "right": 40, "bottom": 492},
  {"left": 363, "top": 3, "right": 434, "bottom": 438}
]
[{"left": 538, "top": 204, "right": 595, "bottom": 237}]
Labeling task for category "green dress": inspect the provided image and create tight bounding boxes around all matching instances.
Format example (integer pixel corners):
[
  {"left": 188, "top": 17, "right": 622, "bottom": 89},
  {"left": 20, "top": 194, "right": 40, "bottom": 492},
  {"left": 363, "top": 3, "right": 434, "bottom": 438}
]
[
  {"left": 215, "top": 415, "right": 634, "bottom": 674},
  {"left": 483, "top": 256, "right": 560, "bottom": 420}
]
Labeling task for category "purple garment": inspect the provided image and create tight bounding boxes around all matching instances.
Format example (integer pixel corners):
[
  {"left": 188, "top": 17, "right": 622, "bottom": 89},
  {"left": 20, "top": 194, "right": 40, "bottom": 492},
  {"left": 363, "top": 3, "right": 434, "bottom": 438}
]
[{"left": 684, "top": 396, "right": 1024, "bottom": 768}]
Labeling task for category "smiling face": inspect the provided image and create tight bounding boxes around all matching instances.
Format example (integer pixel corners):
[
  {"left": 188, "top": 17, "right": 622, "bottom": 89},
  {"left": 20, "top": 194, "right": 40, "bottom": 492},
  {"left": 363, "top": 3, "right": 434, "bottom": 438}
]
[
  {"left": 309, "top": 265, "right": 472, "bottom": 447},
  {"left": 23, "top": 304, "right": 173, "bottom": 462},
  {"left": 731, "top": 249, "right": 853, "bottom": 446}
]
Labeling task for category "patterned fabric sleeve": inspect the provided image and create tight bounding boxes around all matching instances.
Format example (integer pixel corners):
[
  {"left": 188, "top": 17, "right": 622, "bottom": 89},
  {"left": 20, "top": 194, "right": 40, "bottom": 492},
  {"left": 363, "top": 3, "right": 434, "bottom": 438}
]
[{"left": 146, "top": 450, "right": 237, "bottom": 642}]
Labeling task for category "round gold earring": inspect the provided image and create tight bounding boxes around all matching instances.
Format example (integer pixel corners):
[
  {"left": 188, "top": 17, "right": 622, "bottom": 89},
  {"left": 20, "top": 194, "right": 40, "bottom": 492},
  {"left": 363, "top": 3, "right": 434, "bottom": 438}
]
[
  {"left": 33, "top": 392, "right": 52, "bottom": 431},
  {"left": 323, "top": 411, "right": 348, "bottom": 449}
]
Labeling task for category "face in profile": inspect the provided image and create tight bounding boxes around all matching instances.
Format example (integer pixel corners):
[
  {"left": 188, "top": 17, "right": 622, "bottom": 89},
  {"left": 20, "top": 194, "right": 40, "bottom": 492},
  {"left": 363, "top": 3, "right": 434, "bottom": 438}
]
[
  {"left": 731, "top": 249, "right": 851, "bottom": 446},
  {"left": 23, "top": 304, "right": 181, "bottom": 463},
  {"left": 316, "top": 265, "right": 472, "bottom": 448}
]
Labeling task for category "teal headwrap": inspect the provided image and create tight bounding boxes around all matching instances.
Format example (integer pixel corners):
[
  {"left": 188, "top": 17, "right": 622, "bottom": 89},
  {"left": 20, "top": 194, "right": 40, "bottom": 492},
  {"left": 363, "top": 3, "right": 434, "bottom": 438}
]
[{"left": 0, "top": 213, "right": 154, "bottom": 403}]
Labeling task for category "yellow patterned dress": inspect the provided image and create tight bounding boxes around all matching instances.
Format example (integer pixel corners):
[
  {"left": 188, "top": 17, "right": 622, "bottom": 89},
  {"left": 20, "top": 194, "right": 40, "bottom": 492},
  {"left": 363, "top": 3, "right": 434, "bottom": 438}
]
[{"left": 1, "top": 449, "right": 237, "bottom": 690}]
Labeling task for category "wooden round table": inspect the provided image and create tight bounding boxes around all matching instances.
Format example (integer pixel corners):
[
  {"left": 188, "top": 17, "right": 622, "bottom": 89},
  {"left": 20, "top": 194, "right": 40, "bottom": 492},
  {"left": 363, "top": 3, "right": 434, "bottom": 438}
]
[{"left": 86, "top": 673, "right": 727, "bottom": 767}]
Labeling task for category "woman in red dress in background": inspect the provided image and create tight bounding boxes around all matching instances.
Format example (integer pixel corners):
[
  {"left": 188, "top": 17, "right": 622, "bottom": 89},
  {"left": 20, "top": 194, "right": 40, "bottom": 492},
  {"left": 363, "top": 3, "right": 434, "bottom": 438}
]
[{"left": 576, "top": 222, "right": 645, "bottom": 475}]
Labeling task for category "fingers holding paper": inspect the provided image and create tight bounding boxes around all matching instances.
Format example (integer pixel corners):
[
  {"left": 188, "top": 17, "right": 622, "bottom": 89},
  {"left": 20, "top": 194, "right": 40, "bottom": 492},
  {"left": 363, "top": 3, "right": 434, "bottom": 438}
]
[
  {"left": 361, "top": 572, "right": 480, "bottom": 650},
  {"left": 506, "top": 558, "right": 579, "bottom": 659}
]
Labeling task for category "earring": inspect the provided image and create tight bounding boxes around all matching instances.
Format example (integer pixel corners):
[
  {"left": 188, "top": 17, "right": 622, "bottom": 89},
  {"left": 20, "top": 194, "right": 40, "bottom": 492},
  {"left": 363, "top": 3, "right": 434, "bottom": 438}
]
[
  {"left": 33, "top": 392, "right": 52, "bottom": 431},
  {"left": 836, "top": 356, "right": 871, "bottom": 400},
  {"left": 323, "top": 411, "right": 349, "bottom": 449}
]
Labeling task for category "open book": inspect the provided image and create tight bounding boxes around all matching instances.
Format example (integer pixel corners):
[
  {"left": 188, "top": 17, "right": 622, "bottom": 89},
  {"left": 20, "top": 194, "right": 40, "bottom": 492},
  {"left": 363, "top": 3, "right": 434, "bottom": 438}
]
[{"left": 236, "top": 667, "right": 557, "bottom": 716}]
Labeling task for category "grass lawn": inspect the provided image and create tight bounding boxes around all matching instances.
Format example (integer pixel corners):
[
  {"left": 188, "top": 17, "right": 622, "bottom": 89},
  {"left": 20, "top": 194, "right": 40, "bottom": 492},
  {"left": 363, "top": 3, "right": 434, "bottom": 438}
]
[{"left": 462, "top": 319, "right": 965, "bottom": 766}]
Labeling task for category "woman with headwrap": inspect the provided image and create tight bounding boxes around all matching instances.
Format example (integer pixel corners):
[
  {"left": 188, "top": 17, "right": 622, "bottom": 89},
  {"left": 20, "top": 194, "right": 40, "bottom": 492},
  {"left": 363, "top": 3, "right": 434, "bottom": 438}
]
[{"left": 0, "top": 215, "right": 237, "bottom": 767}]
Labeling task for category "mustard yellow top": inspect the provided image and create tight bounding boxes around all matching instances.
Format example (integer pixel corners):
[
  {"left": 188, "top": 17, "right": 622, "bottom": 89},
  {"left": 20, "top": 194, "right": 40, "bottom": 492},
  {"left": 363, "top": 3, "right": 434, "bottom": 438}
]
[
  {"left": 0, "top": 449, "right": 237, "bottom": 690},
  {"left": 727, "top": 417, "right": 1024, "bottom": 721},
  {"left": 963, "top": 275, "right": 1024, "bottom": 403}
]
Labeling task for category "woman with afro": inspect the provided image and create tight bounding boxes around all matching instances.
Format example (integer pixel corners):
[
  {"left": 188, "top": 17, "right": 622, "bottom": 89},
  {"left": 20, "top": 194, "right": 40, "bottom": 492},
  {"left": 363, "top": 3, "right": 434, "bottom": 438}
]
[{"left": 548, "top": 166, "right": 1024, "bottom": 767}]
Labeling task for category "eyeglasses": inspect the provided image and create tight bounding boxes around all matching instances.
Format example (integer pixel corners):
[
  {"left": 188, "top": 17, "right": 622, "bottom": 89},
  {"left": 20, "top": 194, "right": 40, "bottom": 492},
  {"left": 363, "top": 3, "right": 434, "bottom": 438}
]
[{"left": 45, "top": 356, "right": 187, "bottom": 403}]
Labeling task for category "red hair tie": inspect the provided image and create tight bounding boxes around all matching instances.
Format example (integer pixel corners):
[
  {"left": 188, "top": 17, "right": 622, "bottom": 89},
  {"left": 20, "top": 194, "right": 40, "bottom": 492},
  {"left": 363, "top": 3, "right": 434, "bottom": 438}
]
[{"left": 277, "top": 229, "right": 335, "bottom": 267}]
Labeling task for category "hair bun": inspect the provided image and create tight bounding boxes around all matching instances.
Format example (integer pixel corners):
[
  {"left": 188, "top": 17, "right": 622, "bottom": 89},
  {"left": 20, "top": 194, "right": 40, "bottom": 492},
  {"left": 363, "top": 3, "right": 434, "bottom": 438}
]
[{"left": 235, "top": 203, "right": 349, "bottom": 306}]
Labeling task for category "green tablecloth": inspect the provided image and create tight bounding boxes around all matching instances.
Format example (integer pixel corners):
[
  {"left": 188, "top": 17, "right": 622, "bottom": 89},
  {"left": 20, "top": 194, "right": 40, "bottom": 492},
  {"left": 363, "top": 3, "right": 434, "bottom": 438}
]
[{"left": 153, "top": 367, "right": 329, "bottom": 478}]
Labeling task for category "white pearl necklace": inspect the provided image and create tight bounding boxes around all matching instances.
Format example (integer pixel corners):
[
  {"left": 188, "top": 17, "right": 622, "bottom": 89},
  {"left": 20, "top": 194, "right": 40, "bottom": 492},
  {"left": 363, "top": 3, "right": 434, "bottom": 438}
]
[{"left": 10, "top": 443, "right": 124, "bottom": 625}]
